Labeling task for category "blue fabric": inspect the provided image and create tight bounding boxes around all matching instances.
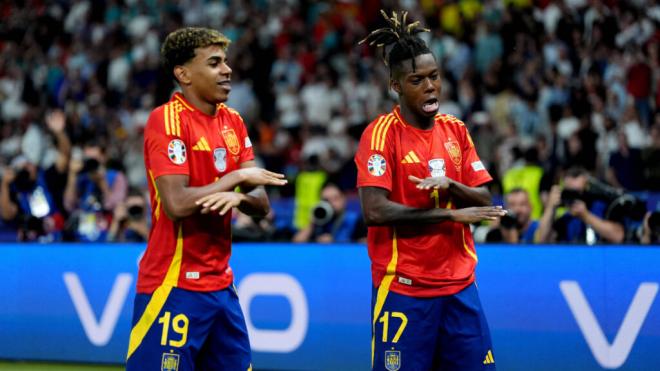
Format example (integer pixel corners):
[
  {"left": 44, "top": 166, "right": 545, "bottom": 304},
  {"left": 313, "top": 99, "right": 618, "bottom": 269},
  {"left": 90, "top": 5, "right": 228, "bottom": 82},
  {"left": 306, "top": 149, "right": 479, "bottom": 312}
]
[
  {"left": 13, "top": 171, "right": 58, "bottom": 217},
  {"left": 77, "top": 169, "right": 119, "bottom": 211},
  {"left": 520, "top": 220, "right": 539, "bottom": 244},
  {"left": 126, "top": 285, "right": 251, "bottom": 371},
  {"left": 556, "top": 200, "right": 607, "bottom": 243},
  {"left": 371, "top": 283, "right": 496, "bottom": 371}
]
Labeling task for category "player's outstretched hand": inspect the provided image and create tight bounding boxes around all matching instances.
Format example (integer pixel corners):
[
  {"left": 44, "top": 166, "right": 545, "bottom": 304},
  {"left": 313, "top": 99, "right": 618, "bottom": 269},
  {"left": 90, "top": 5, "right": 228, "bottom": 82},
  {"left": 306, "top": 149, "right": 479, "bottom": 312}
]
[
  {"left": 196, "top": 192, "right": 246, "bottom": 216},
  {"left": 238, "top": 167, "right": 287, "bottom": 187},
  {"left": 451, "top": 206, "right": 507, "bottom": 224},
  {"left": 408, "top": 175, "right": 451, "bottom": 190}
]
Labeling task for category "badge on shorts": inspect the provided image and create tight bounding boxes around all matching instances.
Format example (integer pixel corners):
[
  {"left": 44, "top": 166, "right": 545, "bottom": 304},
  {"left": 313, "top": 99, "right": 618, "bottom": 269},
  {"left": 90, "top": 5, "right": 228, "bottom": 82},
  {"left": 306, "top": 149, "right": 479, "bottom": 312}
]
[
  {"left": 161, "top": 352, "right": 180, "bottom": 371},
  {"left": 168, "top": 139, "right": 187, "bottom": 165},
  {"left": 385, "top": 350, "right": 401, "bottom": 371},
  {"left": 428, "top": 158, "right": 446, "bottom": 177},
  {"left": 368, "top": 154, "right": 387, "bottom": 176},
  {"left": 214, "top": 147, "right": 227, "bottom": 172}
]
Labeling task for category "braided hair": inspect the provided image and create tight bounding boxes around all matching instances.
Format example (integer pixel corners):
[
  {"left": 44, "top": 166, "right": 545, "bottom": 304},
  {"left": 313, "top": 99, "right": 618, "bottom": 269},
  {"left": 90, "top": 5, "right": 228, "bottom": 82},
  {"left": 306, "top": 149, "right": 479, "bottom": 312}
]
[{"left": 359, "top": 10, "right": 431, "bottom": 73}]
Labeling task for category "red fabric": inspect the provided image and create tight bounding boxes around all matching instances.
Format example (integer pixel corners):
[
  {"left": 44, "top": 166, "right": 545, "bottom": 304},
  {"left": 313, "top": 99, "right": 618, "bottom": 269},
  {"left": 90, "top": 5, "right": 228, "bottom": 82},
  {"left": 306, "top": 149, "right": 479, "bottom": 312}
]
[
  {"left": 626, "top": 62, "right": 652, "bottom": 98},
  {"left": 354, "top": 106, "right": 492, "bottom": 297},
  {"left": 137, "top": 93, "right": 254, "bottom": 294}
]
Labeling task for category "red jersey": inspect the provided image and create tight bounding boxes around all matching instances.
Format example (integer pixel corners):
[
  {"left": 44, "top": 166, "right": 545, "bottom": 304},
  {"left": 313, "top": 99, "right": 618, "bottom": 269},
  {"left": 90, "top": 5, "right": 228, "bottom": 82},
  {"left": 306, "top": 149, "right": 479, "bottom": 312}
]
[
  {"left": 355, "top": 106, "right": 492, "bottom": 297},
  {"left": 137, "top": 93, "right": 254, "bottom": 294}
]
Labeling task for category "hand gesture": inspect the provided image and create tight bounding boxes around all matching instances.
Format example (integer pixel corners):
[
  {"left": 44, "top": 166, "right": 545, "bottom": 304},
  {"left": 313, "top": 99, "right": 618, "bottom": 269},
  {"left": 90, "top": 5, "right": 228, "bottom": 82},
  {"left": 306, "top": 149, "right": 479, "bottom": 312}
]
[
  {"left": 1, "top": 167, "right": 15, "bottom": 185},
  {"left": 238, "top": 167, "right": 287, "bottom": 187},
  {"left": 113, "top": 203, "right": 128, "bottom": 221},
  {"left": 568, "top": 200, "right": 588, "bottom": 219},
  {"left": 46, "top": 110, "right": 66, "bottom": 134},
  {"left": 451, "top": 206, "right": 507, "bottom": 224},
  {"left": 196, "top": 192, "right": 245, "bottom": 215},
  {"left": 546, "top": 185, "right": 562, "bottom": 209},
  {"left": 409, "top": 175, "right": 451, "bottom": 190}
]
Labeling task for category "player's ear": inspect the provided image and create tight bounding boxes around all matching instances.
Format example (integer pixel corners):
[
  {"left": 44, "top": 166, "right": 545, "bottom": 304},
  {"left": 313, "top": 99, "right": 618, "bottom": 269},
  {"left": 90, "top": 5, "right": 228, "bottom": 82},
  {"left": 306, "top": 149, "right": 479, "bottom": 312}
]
[
  {"left": 174, "top": 65, "right": 191, "bottom": 85},
  {"left": 390, "top": 78, "right": 401, "bottom": 95}
]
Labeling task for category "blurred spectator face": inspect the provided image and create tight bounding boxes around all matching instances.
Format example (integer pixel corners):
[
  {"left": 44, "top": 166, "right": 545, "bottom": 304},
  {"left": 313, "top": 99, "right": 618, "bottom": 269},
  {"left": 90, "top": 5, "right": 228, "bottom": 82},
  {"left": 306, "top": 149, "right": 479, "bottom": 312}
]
[
  {"left": 183, "top": 45, "right": 232, "bottom": 104},
  {"left": 322, "top": 184, "right": 346, "bottom": 214},
  {"left": 505, "top": 190, "right": 532, "bottom": 227},
  {"left": 564, "top": 173, "right": 588, "bottom": 192},
  {"left": 392, "top": 53, "right": 441, "bottom": 119}
]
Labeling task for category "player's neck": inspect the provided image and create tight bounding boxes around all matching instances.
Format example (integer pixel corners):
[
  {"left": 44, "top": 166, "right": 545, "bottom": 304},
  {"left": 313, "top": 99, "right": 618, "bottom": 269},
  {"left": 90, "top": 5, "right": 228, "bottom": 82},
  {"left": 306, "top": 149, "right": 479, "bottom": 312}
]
[
  {"left": 180, "top": 90, "right": 217, "bottom": 116},
  {"left": 399, "top": 104, "right": 434, "bottom": 130}
]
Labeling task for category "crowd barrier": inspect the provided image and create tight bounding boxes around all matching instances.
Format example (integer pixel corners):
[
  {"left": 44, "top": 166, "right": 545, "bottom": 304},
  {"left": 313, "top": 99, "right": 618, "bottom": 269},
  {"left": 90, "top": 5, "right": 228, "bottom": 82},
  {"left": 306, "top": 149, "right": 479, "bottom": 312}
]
[{"left": 1, "top": 243, "right": 659, "bottom": 370}]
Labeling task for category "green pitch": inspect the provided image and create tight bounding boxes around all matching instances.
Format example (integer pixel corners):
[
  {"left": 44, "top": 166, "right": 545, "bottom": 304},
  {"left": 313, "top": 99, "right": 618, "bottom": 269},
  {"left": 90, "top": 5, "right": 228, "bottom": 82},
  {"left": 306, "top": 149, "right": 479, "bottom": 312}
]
[{"left": 0, "top": 362, "right": 123, "bottom": 371}]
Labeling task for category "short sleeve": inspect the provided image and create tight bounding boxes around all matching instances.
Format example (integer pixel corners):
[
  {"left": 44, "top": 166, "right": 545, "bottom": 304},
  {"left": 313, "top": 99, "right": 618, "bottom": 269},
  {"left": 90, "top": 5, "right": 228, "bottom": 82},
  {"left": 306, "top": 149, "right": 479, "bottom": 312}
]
[
  {"left": 145, "top": 106, "right": 190, "bottom": 179},
  {"left": 459, "top": 124, "right": 492, "bottom": 187},
  {"left": 235, "top": 114, "right": 255, "bottom": 165},
  {"left": 355, "top": 117, "right": 395, "bottom": 192}
]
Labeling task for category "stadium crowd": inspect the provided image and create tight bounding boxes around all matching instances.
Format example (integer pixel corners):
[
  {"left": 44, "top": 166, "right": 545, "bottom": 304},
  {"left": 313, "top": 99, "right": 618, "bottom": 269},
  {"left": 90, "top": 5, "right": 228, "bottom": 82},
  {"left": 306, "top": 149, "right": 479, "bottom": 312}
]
[{"left": 0, "top": 0, "right": 659, "bottom": 244}]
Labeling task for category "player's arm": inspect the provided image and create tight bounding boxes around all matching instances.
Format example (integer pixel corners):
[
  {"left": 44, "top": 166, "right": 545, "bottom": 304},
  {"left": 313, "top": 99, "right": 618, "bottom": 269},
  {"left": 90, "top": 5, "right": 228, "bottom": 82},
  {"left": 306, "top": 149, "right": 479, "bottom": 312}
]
[
  {"left": 359, "top": 186, "right": 506, "bottom": 226},
  {"left": 234, "top": 161, "right": 272, "bottom": 217},
  {"left": 408, "top": 175, "right": 491, "bottom": 207},
  {"left": 156, "top": 166, "right": 284, "bottom": 221}
]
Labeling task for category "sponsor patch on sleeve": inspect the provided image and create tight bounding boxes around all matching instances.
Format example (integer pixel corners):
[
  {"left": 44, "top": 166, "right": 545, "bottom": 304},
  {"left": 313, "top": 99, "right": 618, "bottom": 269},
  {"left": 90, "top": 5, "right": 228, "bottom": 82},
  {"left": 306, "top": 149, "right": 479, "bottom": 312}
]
[{"left": 471, "top": 160, "right": 485, "bottom": 171}]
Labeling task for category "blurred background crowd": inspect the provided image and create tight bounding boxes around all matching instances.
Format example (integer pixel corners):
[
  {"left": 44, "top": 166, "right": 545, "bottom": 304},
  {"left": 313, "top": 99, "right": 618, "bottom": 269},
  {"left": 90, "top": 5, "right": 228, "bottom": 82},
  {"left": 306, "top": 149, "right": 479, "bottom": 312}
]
[{"left": 1, "top": 0, "right": 659, "bottom": 245}]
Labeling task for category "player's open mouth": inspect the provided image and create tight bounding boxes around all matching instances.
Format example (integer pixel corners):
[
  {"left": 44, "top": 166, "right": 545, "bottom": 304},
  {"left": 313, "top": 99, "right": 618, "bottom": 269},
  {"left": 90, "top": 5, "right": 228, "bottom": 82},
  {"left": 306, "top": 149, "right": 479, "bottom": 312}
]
[{"left": 422, "top": 98, "right": 439, "bottom": 113}]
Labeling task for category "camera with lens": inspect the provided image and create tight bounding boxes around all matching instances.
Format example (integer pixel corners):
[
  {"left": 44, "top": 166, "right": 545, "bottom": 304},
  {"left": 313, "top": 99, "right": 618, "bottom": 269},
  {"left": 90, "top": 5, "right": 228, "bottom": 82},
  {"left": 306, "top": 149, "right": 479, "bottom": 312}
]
[
  {"left": 312, "top": 200, "right": 335, "bottom": 227},
  {"left": 80, "top": 158, "right": 101, "bottom": 174},
  {"left": 127, "top": 205, "right": 145, "bottom": 220},
  {"left": 500, "top": 212, "right": 520, "bottom": 230}
]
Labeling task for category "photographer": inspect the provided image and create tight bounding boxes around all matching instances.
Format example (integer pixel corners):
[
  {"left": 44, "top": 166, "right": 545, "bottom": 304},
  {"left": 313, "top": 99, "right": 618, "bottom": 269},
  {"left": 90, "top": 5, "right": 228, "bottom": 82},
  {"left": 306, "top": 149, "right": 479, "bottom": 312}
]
[
  {"left": 639, "top": 212, "right": 660, "bottom": 245},
  {"left": 107, "top": 188, "right": 149, "bottom": 242},
  {"left": 64, "top": 139, "right": 128, "bottom": 241},
  {"left": 536, "top": 167, "right": 625, "bottom": 244},
  {"left": 0, "top": 111, "right": 70, "bottom": 242},
  {"left": 293, "top": 182, "right": 364, "bottom": 243},
  {"left": 486, "top": 188, "right": 539, "bottom": 244}
]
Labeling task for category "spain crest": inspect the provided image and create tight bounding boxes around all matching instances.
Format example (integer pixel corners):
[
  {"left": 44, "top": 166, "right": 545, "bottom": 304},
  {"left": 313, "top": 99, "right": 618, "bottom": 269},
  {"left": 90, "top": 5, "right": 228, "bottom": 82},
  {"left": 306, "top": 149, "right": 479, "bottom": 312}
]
[
  {"left": 161, "top": 352, "right": 180, "bottom": 371},
  {"left": 385, "top": 350, "right": 401, "bottom": 371},
  {"left": 444, "top": 140, "right": 462, "bottom": 169},
  {"left": 221, "top": 128, "right": 241, "bottom": 155}
]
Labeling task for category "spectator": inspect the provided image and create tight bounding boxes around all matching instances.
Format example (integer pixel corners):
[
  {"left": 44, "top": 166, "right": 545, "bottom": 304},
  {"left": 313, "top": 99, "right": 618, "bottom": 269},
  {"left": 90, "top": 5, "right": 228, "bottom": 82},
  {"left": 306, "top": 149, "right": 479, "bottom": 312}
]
[
  {"left": 293, "top": 182, "right": 364, "bottom": 243},
  {"left": 0, "top": 111, "right": 70, "bottom": 242},
  {"left": 107, "top": 188, "right": 149, "bottom": 243},
  {"left": 536, "top": 167, "right": 625, "bottom": 244},
  {"left": 486, "top": 188, "right": 540, "bottom": 244}
]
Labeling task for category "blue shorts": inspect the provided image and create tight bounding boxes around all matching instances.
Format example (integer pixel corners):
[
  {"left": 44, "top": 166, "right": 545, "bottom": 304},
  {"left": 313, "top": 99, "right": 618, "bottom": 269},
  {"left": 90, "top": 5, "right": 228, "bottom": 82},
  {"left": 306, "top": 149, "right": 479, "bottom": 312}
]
[
  {"left": 371, "top": 282, "right": 496, "bottom": 371},
  {"left": 126, "top": 285, "right": 251, "bottom": 371}
]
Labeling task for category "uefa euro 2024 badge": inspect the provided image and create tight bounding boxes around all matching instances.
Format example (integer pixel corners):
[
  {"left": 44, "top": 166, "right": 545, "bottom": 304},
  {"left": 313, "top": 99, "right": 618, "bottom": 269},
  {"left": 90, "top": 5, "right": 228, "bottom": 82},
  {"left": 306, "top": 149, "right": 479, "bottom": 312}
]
[
  {"left": 168, "top": 139, "right": 187, "bottom": 165},
  {"left": 368, "top": 154, "right": 387, "bottom": 176}
]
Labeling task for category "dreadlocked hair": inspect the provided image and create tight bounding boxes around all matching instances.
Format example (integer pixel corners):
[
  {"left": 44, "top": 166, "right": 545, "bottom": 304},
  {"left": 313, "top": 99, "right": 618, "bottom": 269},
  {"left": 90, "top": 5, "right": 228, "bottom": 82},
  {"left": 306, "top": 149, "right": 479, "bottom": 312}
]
[
  {"left": 359, "top": 10, "right": 431, "bottom": 72},
  {"left": 161, "top": 27, "right": 231, "bottom": 82}
]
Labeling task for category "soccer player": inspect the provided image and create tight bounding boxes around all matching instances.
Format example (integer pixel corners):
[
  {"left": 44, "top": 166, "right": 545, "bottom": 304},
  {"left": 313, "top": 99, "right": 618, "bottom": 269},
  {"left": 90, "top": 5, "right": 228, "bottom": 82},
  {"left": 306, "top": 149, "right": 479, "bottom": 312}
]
[
  {"left": 355, "top": 11, "right": 507, "bottom": 371},
  {"left": 126, "top": 27, "right": 287, "bottom": 370}
]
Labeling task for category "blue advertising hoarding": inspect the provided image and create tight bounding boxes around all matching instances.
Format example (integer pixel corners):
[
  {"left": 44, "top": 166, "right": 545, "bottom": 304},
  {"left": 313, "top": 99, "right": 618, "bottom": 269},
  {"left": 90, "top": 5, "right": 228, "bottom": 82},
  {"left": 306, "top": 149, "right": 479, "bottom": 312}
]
[{"left": 0, "top": 243, "right": 659, "bottom": 370}]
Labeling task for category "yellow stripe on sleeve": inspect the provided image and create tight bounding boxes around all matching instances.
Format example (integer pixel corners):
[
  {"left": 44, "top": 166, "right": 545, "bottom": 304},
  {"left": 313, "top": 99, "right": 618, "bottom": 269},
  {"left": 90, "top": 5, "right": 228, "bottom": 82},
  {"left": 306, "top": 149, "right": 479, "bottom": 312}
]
[
  {"left": 174, "top": 95, "right": 194, "bottom": 111},
  {"left": 126, "top": 225, "right": 184, "bottom": 359},
  {"left": 370, "top": 116, "right": 386, "bottom": 150},
  {"left": 164, "top": 105, "right": 170, "bottom": 136},
  {"left": 371, "top": 230, "right": 398, "bottom": 367},
  {"left": 168, "top": 103, "right": 176, "bottom": 136},
  {"left": 378, "top": 116, "right": 394, "bottom": 151}
]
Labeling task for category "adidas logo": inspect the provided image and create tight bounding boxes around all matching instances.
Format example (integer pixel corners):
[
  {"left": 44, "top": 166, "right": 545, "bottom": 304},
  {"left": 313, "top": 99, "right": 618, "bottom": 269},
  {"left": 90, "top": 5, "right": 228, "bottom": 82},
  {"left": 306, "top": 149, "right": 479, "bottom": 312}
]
[
  {"left": 401, "top": 151, "right": 421, "bottom": 164},
  {"left": 483, "top": 350, "right": 495, "bottom": 365},
  {"left": 192, "top": 137, "right": 211, "bottom": 151}
]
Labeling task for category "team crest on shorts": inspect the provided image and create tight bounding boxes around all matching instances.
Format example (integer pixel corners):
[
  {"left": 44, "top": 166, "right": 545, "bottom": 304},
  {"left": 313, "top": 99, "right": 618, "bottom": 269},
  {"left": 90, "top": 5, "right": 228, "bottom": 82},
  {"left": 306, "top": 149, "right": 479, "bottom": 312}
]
[
  {"left": 168, "top": 139, "right": 187, "bottom": 165},
  {"left": 428, "top": 158, "right": 446, "bottom": 177},
  {"left": 368, "top": 154, "right": 386, "bottom": 176},
  {"left": 214, "top": 147, "right": 227, "bottom": 172},
  {"left": 161, "top": 352, "right": 180, "bottom": 371},
  {"left": 385, "top": 350, "right": 401, "bottom": 371}
]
